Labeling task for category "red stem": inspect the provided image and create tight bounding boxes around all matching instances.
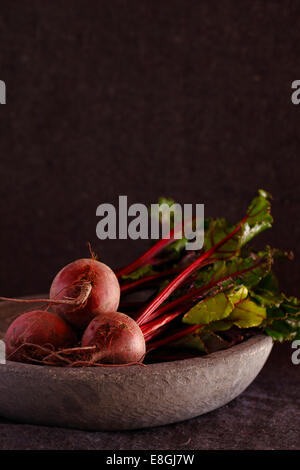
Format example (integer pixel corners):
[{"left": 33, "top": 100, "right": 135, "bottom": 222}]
[
  {"left": 120, "top": 267, "right": 180, "bottom": 294},
  {"left": 116, "top": 233, "right": 176, "bottom": 278},
  {"left": 116, "top": 218, "right": 194, "bottom": 278},
  {"left": 141, "top": 310, "right": 184, "bottom": 342},
  {"left": 136, "top": 216, "right": 247, "bottom": 326},
  {"left": 147, "top": 324, "right": 201, "bottom": 351},
  {"left": 141, "top": 250, "right": 265, "bottom": 324}
]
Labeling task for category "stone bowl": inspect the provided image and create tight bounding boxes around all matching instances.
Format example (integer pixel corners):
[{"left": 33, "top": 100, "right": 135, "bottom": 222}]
[{"left": 0, "top": 298, "right": 273, "bottom": 431}]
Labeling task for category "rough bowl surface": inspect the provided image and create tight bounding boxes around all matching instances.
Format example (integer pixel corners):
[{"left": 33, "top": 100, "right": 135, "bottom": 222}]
[{"left": 0, "top": 298, "right": 273, "bottom": 431}]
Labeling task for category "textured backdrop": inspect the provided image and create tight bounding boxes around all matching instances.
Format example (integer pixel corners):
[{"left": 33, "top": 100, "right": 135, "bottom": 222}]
[{"left": 0, "top": 1, "right": 299, "bottom": 297}]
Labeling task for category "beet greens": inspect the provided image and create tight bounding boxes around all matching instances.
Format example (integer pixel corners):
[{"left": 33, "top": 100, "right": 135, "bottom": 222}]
[
  {"left": 2, "top": 189, "right": 299, "bottom": 367},
  {"left": 118, "top": 190, "right": 300, "bottom": 360}
]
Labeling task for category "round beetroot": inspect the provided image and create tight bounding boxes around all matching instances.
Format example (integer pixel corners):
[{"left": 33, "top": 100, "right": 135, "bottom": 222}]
[
  {"left": 49, "top": 258, "right": 120, "bottom": 330},
  {"left": 4, "top": 310, "right": 77, "bottom": 362},
  {"left": 81, "top": 312, "right": 146, "bottom": 364}
]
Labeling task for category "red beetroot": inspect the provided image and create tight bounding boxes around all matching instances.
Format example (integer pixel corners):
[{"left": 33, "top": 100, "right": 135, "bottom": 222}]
[
  {"left": 50, "top": 258, "right": 120, "bottom": 330},
  {"left": 4, "top": 310, "right": 77, "bottom": 362},
  {"left": 81, "top": 312, "right": 146, "bottom": 364}
]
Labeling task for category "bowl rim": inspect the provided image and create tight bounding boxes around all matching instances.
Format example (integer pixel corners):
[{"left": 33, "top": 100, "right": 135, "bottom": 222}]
[{"left": 1, "top": 334, "right": 273, "bottom": 377}]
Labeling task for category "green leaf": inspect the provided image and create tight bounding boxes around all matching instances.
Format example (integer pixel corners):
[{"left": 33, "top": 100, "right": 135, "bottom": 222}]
[
  {"left": 240, "top": 189, "right": 273, "bottom": 245},
  {"left": 252, "top": 289, "right": 283, "bottom": 307},
  {"left": 204, "top": 218, "right": 242, "bottom": 259},
  {"left": 250, "top": 271, "right": 283, "bottom": 307},
  {"left": 210, "top": 298, "right": 267, "bottom": 330},
  {"left": 208, "top": 320, "right": 234, "bottom": 331},
  {"left": 204, "top": 190, "right": 273, "bottom": 260},
  {"left": 195, "top": 248, "right": 273, "bottom": 291},
  {"left": 251, "top": 267, "right": 297, "bottom": 310},
  {"left": 170, "top": 329, "right": 230, "bottom": 354},
  {"left": 198, "top": 331, "right": 231, "bottom": 353},
  {"left": 255, "top": 270, "right": 280, "bottom": 293},
  {"left": 261, "top": 289, "right": 300, "bottom": 341},
  {"left": 170, "top": 330, "right": 206, "bottom": 353},
  {"left": 183, "top": 286, "right": 248, "bottom": 325},
  {"left": 183, "top": 292, "right": 233, "bottom": 324},
  {"left": 121, "top": 264, "right": 156, "bottom": 281},
  {"left": 165, "top": 237, "right": 188, "bottom": 254},
  {"left": 263, "top": 295, "right": 300, "bottom": 323},
  {"left": 281, "top": 295, "right": 300, "bottom": 316},
  {"left": 228, "top": 299, "right": 267, "bottom": 328},
  {"left": 265, "top": 318, "right": 300, "bottom": 342},
  {"left": 230, "top": 285, "right": 249, "bottom": 304}
]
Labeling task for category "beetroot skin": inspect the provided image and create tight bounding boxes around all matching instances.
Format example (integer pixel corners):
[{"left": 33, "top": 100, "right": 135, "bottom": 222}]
[
  {"left": 49, "top": 258, "right": 120, "bottom": 330},
  {"left": 81, "top": 312, "right": 146, "bottom": 364},
  {"left": 4, "top": 310, "right": 77, "bottom": 362}
]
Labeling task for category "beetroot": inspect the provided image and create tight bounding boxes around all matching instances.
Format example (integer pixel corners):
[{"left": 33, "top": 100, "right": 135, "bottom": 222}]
[
  {"left": 49, "top": 258, "right": 120, "bottom": 330},
  {"left": 81, "top": 312, "right": 146, "bottom": 364},
  {"left": 4, "top": 310, "right": 77, "bottom": 363}
]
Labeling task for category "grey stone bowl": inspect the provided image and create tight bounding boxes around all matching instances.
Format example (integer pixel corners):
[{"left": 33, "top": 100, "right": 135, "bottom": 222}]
[{"left": 0, "top": 298, "right": 273, "bottom": 431}]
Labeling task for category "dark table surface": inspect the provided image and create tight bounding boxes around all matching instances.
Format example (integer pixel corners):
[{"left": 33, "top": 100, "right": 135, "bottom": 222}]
[{"left": 0, "top": 341, "right": 299, "bottom": 450}]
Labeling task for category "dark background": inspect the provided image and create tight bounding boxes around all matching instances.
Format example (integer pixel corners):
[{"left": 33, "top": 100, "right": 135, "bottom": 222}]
[{"left": 0, "top": 0, "right": 299, "bottom": 297}]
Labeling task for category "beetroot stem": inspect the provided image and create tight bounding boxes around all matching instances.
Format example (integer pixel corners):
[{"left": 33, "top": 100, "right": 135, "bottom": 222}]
[
  {"left": 120, "top": 267, "right": 180, "bottom": 294},
  {"left": 141, "top": 310, "right": 184, "bottom": 341},
  {"left": 115, "top": 234, "right": 176, "bottom": 278},
  {"left": 141, "top": 250, "right": 266, "bottom": 324},
  {"left": 116, "top": 218, "right": 194, "bottom": 278},
  {"left": 136, "top": 216, "right": 247, "bottom": 326},
  {"left": 147, "top": 324, "right": 201, "bottom": 351}
]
